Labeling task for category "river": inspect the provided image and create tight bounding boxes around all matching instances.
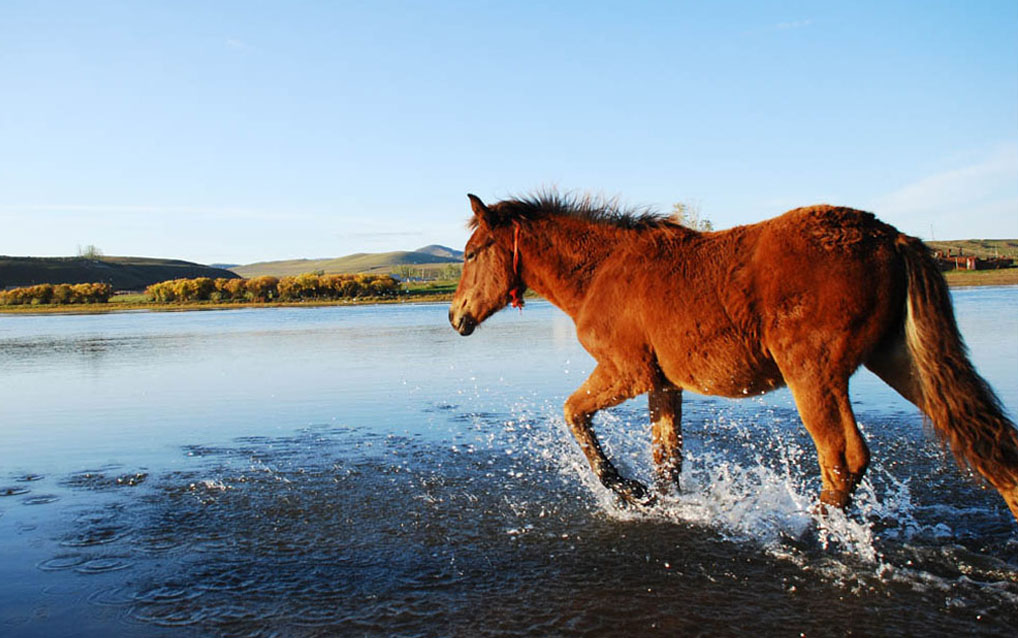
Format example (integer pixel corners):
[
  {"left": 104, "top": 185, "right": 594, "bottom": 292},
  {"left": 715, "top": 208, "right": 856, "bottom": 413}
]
[{"left": 1, "top": 287, "right": 1016, "bottom": 637}]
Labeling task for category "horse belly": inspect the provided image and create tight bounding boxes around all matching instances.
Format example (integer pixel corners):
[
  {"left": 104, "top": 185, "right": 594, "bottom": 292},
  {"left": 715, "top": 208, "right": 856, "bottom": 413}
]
[{"left": 657, "top": 341, "right": 784, "bottom": 398}]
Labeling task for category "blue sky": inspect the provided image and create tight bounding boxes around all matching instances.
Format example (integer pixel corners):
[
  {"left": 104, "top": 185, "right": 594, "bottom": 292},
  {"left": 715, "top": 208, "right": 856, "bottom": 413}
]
[{"left": 2, "top": 1, "right": 1016, "bottom": 264}]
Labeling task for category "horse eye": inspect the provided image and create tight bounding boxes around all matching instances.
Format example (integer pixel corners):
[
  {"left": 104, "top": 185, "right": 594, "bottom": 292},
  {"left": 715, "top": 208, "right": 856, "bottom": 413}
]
[{"left": 465, "top": 251, "right": 476, "bottom": 262}]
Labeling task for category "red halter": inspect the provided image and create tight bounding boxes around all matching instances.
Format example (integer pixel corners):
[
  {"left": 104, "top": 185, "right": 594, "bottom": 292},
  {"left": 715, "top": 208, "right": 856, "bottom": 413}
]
[{"left": 508, "top": 220, "right": 525, "bottom": 310}]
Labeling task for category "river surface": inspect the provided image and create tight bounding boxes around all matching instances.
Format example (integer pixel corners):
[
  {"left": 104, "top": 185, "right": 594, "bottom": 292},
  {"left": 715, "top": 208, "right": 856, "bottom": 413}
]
[{"left": 1, "top": 288, "right": 1016, "bottom": 637}]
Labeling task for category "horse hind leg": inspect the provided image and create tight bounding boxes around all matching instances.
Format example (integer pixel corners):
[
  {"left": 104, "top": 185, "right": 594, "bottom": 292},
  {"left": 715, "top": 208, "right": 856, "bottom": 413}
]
[
  {"left": 864, "top": 332, "right": 922, "bottom": 407},
  {"left": 649, "top": 385, "right": 683, "bottom": 495},
  {"left": 787, "top": 378, "right": 870, "bottom": 509}
]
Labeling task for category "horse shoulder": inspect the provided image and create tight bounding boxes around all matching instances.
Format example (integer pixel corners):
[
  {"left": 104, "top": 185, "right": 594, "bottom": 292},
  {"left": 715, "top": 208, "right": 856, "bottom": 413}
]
[
  {"left": 573, "top": 232, "right": 702, "bottom": 377},
  {"left": 573, "top": 243, "right": 655, "bottom": 356}
]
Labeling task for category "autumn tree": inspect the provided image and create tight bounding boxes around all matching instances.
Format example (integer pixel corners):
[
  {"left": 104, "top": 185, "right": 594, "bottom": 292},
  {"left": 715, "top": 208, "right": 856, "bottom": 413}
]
[{"left": 246, "top": 276, "right": 278, "bottom": 302}]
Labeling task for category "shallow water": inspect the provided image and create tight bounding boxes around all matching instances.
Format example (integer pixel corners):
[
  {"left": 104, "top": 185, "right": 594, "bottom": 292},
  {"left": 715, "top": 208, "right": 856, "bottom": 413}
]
[{"left": 1, "top": 289, "right": 1016, "bottom": 637}]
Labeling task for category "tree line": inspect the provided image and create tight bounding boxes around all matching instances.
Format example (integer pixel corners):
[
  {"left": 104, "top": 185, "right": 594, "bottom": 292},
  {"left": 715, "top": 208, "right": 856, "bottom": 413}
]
[
  {"left": 1, "top": 273, "right": 400, "bottom": 306},
  {"left": 0, "top": 282, "right": 113, "bottom": 306},
  {"left": 145, "top": 273, "right": 399, "bottom": 302}
]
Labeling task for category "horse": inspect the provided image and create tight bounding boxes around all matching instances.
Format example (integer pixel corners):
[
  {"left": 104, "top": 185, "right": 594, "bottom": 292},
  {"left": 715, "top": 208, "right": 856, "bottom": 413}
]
[{"left": 448, "top": 191, "right": 1018, "bottom": 522}]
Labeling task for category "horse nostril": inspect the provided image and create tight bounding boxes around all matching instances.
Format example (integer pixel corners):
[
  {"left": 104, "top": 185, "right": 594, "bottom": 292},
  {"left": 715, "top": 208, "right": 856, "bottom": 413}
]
[
  {"left": 448, "top": 301, "right": 475, "bottom": 335},
  {"left": 450, "top": 312, "right": 475, "bottom": 336}
]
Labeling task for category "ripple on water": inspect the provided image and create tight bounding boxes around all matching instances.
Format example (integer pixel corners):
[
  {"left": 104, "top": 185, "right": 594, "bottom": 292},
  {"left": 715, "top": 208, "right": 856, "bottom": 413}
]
[
  {"left": 115, "top": 472, "right": 148, "bottom": 486},
  {"left": 87, "top": 585, "right": 137, "bottom": 607},
  {"left": 22, "top": 494, "right": 59, "bottom": 505},
  {"left": 288, "top": 605, "right": 346, "bottom": 627},
  {"left": 130, "top": 606, "right": 208, "bottom": 627},
  {"left": 62, "top": 469, "right": 149, "bottom": 490},
  {"left": 212, "top": 624, "right": 288, "bottom": 638},
  {"left": 133, "top": 584, "right": 206, "bottom": 604},
  {"left": 75, "top": 557, "right": 133, "bottom": 574},
  {"left": 196, "top": 602, "right": 267, "bottom": 624},
  {"left": 60, "top": 525, "right": 133, "bottom": 547},
  {"left": 62, "top": 470, "right": 112, "bottom": 490},
  {"left": 134, "top": 534, "right": 187, "bottom": 554},
  {"left": 37, "top": 554, "right": 89, "bottom": 572}
]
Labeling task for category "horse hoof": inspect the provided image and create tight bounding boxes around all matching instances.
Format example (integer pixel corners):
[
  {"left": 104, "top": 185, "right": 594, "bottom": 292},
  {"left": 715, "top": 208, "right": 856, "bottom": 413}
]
[
  {"left": 615, "top": 479, "right": 656, "bottom": 508},
  {"left": 654, "top": 478, "right": 681, "bottom": 498},
  {"left": 819, "top": 488, "right": 851, "bottom": 510},
  {"left": 811, "top": 492, "right": 850, "bottom": 518},
  {"left": 599, "top": 471, "right": 655, "bottom": 507}
]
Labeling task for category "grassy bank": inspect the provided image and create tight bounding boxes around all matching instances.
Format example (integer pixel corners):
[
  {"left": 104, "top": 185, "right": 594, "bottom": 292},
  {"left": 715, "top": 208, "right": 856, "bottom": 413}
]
[{"left": 942, "top": 268, "right": 1018, "bottom": 287}]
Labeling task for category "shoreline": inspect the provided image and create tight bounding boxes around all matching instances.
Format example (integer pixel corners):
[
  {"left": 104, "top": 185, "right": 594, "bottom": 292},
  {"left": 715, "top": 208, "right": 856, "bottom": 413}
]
[
  {"left": 2, "top": 270, "right": 1015, "bottom": 316},
  {"left": 942, "top": 267, "right": 1018, "bottom": 288},
  {"left": 0, "top": 292, "right": 457, "bottom": 316}
]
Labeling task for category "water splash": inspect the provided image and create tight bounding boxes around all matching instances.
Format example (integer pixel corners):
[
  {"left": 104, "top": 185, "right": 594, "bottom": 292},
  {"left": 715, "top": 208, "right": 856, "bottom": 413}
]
[{"left": 492, "top": 398, "right": 1018, "bottom": 603}]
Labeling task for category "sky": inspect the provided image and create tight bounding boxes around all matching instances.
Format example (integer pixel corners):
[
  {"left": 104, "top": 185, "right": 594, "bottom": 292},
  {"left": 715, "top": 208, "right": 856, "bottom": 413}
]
[{"left": 1, "top": 0, "right": 1016, "bottom": 264}]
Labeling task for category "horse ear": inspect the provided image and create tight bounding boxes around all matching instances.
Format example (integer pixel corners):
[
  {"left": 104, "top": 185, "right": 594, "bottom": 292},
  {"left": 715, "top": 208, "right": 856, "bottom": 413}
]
[{"left": 467, "top": 193, "right": 496, "bottom": 227}]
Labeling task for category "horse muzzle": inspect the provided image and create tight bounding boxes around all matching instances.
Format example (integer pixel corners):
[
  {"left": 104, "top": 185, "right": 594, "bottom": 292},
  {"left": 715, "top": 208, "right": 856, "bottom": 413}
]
[{"left": 449, "top": 309, "right": 477, "bottom": 336}]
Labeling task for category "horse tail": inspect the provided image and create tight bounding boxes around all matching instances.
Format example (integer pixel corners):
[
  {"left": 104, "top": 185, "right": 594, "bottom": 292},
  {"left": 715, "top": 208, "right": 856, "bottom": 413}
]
[{"left": 897, "top": 236, "right": 1018, "bottom": 518}]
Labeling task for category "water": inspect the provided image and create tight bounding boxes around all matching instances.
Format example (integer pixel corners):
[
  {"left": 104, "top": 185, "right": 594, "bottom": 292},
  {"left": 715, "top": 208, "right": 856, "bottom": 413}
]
[{"left": 1, "top": 288, "right": 1016, "bottom": 637}]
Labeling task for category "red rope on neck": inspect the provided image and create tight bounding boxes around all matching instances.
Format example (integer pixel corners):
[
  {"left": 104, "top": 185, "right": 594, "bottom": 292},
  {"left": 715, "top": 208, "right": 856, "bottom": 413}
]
[{"left": 509, "top": 221, "right": 525, "bottom": 310}]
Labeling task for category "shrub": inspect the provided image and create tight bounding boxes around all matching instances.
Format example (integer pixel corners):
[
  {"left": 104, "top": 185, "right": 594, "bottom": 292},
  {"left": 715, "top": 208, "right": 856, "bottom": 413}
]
[
  {"left": 276, "top": 277, "right": 301, "bottom": 300},
  {"left": 0, "top": 281, "right": 111, "bottom": 305},
  {"left": 246, "top": 276, "right": 279, "bottom": 302},
  {"left": 28, "top": 284, "right": 54, "bottom": 305},
  {"left": 137, "top": 272, "right": 400, "bottom": 306},
  {"left": 146, "top": 280, "right": 176, "bottom": 302},
  {"left": 52, "top": 283, "right": 73, "bottom": 304},
  {"left": 71, "top": 282, "right": 112, "bottom": 303},
  {"left": 221, "top": 278, "right": 247, "bottom": 300},
  {"left": 370, "top": 276, "right": 397, "bottom": 296}
]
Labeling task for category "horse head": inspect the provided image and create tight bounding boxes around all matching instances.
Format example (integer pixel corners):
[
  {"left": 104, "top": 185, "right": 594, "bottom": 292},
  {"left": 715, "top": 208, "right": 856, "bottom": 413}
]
[{"left": 449, "top": 194, "right": 523, "bottom": 336}]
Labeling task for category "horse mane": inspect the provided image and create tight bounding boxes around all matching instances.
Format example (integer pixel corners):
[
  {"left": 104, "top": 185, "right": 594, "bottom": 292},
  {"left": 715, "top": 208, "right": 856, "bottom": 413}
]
[{"left": 476, "top": 191, "right": 681, "bottom": 231}]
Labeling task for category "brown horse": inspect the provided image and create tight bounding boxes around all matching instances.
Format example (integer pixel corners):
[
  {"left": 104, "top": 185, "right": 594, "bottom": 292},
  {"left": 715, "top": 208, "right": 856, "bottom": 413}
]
[{"left": 449, "top": 192, "right": 1018, "bottom": 522}]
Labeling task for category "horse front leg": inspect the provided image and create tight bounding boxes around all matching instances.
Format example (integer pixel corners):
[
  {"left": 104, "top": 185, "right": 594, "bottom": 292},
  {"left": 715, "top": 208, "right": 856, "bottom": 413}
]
[
  {"left": 564, "top": 365, "right": 653, "bottom": 506},
  {"left": 649, "top": 385, "right": 683, "bottom": 495}
]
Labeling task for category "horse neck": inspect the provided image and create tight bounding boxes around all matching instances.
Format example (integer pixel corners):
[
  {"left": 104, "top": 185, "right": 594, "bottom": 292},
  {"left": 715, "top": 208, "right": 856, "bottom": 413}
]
[{"left": 516, "top": 217, "right": 620, "bottom": 317}]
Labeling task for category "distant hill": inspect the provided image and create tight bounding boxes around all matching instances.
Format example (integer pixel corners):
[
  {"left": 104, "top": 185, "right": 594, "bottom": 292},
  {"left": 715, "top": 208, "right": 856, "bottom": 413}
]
[
  {"left": 233, "top": 247, "right": 461, "bottom": 278},
  {"left": 416, "top": 245, "right": 463, "bottom": 260},
  {"left": 0, "top": 256, "right": 240, "bottom": 291}
]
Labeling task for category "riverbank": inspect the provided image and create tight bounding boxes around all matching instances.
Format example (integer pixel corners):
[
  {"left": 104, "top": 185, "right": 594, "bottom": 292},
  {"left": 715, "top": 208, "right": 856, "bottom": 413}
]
[
  {"left": 942, "top": 268, "right": 1018, "bottom": 287},
  {"left": 1, "top": 269, "right": 1014, "bottom": 315},
  {"left": 0, "top": 291, "right": 457, "bottom": 315}
]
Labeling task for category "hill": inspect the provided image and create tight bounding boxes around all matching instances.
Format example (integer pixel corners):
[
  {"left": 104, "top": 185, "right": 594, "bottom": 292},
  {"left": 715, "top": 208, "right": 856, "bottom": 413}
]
[
  {"left": 416, "top": 245, "right": 464, "bottom": 260},
  {"left": 233, "top": 246, "right": 462, "bottom": 278},
  {"left": 0, "top": 256, "right": 240, "bottom": 291},
  {"left": 926, "top": 239, "right": 1018, "bottom": 260}
]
